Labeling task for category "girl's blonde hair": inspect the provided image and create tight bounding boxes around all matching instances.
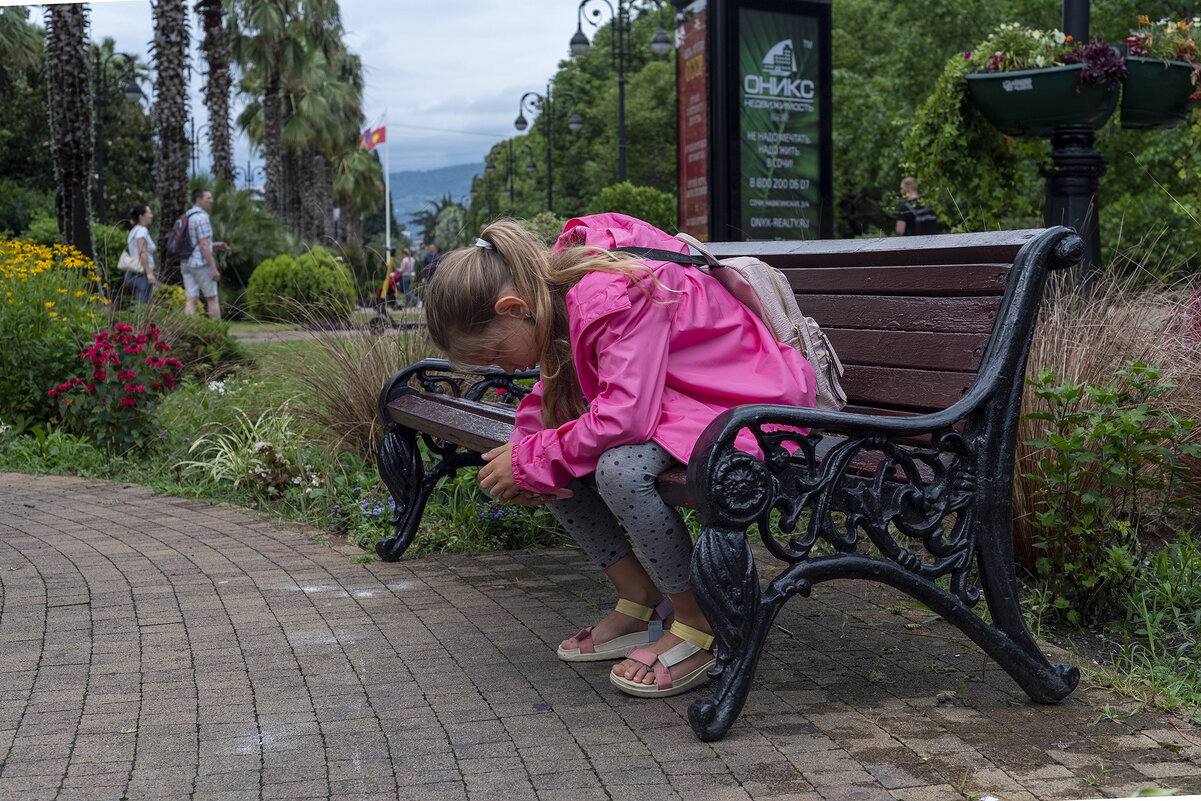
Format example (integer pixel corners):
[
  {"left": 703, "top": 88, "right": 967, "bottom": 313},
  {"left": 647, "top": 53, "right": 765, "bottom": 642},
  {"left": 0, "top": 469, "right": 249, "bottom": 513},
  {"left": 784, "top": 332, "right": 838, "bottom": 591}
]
[{"left": 425, "top": 219, "right": 654, "bottom": 427}]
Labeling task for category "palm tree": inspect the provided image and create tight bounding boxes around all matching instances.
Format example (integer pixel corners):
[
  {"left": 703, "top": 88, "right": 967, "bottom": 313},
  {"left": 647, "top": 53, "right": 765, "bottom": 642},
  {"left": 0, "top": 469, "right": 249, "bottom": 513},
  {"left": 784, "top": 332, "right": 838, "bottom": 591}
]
[
  {"left": 333, "top": 142, "right": 384, "bottom": 246},
  {"left": 44, "top": 4, "right": 93, "bottom": 257},
  {"left": 152, "top": 0, "right": 190, "bottom": 267},
  {"left": 0, "top": 7, "right": 42, "bottom": 72},
  {"left": 229, "top": 0, "right": 341, "bottom": 221},
  {"left": 196, "top": 0, "right": 234, "bottom": 185}
]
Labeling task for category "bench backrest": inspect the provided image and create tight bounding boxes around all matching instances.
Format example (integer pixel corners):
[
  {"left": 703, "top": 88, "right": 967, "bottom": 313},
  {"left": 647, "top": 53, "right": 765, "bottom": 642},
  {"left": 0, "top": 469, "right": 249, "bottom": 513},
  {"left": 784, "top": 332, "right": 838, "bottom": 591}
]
[{"left": 707, "top": 230, "right": 1045, "bottom": 418}]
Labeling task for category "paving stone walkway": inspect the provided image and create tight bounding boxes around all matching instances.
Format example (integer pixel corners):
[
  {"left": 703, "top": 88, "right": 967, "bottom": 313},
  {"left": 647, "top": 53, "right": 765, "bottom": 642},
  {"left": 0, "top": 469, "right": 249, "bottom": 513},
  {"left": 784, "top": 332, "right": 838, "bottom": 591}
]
[{"left": 1, "top": 472, "right": 1199, "bottom": 801}]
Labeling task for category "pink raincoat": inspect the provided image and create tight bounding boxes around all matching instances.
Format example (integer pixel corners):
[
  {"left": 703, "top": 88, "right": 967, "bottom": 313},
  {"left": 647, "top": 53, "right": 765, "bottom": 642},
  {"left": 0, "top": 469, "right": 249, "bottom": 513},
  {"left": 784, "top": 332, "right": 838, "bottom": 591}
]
[{"left": 509, "top": 213, "right": 816, "bottom": 495}]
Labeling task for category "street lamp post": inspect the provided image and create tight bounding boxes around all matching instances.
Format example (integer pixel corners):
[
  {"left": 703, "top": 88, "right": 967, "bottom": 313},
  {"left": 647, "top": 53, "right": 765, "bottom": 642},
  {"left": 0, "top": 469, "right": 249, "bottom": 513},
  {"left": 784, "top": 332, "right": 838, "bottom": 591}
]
[
  {"left": 514, "top": 83, "right": 582, "bottom": 213},
  {"left": 188, "top": 119, "right": 210, "bottom": 178},
  {"left": 569, "top": 0, "right": 672, "bottom": 182},
  {"left": 235, "top": 163, "right": 266, "bottom": 190},
  {"left": 92, "top": 50, "right": 144, "bottom": 225},
  {"left": 485, "top": 139, "right": 538, "bottom": 214}
]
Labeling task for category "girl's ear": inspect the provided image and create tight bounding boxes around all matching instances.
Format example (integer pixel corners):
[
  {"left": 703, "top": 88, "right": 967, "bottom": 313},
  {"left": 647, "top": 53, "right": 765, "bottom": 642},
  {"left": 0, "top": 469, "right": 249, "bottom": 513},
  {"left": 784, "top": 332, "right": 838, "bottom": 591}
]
[{"left": 493, "top": 293, "right": 532, "bottom": 319}]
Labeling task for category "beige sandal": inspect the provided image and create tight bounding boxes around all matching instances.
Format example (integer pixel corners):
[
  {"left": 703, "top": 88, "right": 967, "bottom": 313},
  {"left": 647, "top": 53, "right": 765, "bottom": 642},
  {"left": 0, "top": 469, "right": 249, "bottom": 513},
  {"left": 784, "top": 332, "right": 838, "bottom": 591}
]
[
  {"left": 610, "top": 621, "right": 716, "bottom": 697},
  {"left": 556, "top": 597, "right": 673, "bottom": 662}
]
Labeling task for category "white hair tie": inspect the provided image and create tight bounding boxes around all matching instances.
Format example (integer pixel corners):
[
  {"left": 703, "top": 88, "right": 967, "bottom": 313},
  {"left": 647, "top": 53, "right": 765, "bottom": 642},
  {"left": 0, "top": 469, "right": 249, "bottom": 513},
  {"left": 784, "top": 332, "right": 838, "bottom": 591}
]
[{"left": 473, "top": 238, "right": 494, "bottom": 250}]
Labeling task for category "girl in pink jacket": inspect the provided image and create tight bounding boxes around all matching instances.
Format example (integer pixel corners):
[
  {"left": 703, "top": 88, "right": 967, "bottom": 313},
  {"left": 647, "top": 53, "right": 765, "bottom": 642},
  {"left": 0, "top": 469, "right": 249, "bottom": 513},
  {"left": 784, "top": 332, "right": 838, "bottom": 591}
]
[{"left": 424, "top": 213, "right": 816, "bottom": 698}]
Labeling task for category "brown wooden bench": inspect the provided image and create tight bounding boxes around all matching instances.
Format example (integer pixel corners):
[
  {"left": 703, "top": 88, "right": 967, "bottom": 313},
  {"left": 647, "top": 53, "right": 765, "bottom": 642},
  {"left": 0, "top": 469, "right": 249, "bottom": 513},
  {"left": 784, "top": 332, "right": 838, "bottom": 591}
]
[{"left": 374, "top": 226, "right": 1084, "bottom": 741}]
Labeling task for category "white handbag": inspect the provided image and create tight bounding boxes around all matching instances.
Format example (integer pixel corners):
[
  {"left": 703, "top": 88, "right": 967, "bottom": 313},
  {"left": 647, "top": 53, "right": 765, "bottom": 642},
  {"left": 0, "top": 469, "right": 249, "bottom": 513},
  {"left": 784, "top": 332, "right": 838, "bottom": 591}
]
[{"left": 117, "top": 248, "right": 143, "bottom": 274}]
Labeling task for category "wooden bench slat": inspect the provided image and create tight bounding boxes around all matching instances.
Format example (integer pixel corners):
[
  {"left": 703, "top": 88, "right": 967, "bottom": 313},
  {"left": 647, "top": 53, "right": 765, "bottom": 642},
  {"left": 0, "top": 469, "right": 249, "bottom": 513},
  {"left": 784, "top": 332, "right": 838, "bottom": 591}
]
[
  {"left": 842, "top": 365, "right": 974, "bottom": 411},
  {"left": 801, "top": 295, "right": 1000, "bottom": 333},
  {"left": 388, "top": 393, "right": 513, "bottom": 454},
  {"left": 783, "top": 264, "right": 1010, "bottom": 296},
  {"left": 825, "top": 329, "right": 991, "bottom": 372}
]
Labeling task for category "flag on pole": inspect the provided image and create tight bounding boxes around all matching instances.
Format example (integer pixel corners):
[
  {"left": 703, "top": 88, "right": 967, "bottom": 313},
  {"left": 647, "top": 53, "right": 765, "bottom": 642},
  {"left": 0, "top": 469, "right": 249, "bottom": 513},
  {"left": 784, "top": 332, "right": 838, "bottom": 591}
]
[{"left": 360, "top": 115, "right": 386, "bottom": 150}]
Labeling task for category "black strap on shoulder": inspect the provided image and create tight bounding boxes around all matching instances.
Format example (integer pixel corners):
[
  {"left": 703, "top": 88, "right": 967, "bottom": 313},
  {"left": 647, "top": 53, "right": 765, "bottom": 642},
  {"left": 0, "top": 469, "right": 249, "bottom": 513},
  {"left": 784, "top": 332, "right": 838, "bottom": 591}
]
[{"left": 612, "top": 246, "right": 710, "bottom": 267}]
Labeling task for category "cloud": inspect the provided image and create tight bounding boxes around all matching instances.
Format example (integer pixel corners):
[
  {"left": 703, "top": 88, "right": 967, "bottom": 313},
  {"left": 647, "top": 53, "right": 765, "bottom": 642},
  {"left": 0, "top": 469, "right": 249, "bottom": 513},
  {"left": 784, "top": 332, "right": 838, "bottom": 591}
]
[{"left": 71, "top": 0, "right": 588, "bottom": 173}]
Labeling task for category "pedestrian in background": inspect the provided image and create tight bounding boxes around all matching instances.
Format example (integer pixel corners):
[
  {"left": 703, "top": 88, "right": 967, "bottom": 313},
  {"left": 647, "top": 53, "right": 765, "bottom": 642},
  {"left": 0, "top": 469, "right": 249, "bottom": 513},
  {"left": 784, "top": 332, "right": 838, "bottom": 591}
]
[{"left": 125, "top": 204, "right": 157, "bottom": 304}]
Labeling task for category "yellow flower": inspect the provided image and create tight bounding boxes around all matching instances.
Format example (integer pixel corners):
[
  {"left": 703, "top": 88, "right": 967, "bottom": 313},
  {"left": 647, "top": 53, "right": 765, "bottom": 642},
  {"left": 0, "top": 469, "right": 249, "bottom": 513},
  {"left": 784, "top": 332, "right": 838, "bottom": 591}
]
[
  {"left": 1139, "top": 15, "right": 1150, "bottom": 24},
  {"left": 57, "top": 287, "right": 68, "bottom": 294},
  {"left": 44, "top": 301, "right": 54, "bottom": 309}
]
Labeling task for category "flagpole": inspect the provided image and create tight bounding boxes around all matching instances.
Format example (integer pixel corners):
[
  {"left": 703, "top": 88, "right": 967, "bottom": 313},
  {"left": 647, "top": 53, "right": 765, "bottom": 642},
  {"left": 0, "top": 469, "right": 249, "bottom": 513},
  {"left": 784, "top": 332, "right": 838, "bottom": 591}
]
[{"left": 383, "top": 109, "right": 391, "bottom": 257}]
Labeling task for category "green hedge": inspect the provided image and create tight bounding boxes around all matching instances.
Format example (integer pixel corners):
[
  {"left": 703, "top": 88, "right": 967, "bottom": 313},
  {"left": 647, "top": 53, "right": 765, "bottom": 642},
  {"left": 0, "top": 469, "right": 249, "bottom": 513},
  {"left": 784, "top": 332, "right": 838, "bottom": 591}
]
[{"left": 245, "top": 246, "right": 355, "bottom": 324}]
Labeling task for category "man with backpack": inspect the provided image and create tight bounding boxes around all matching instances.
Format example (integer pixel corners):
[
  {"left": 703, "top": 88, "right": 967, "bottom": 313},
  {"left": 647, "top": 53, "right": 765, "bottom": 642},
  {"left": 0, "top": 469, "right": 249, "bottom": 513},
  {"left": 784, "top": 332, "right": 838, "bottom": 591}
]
[{"left": 171, "top": 188, "right": 227, "bottom": 318}]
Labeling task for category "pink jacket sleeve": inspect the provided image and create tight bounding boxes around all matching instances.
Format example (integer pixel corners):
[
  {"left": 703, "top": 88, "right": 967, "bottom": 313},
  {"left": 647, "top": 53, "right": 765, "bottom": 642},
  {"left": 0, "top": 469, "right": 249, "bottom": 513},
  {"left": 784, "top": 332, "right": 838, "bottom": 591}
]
[
  {"left": 509, "top": 285, "right": 672, "bottom": 494},
  {"left": 509, "top": 381, "right": 545, "bottom": 444}
]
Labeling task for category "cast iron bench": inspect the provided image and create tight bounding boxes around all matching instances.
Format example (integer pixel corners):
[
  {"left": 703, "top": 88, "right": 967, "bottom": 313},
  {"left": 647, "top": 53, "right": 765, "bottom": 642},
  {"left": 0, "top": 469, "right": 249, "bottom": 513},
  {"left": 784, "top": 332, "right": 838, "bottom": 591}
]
[{"left": 373, "top": 226, "right": 1084, "bottom": 741}]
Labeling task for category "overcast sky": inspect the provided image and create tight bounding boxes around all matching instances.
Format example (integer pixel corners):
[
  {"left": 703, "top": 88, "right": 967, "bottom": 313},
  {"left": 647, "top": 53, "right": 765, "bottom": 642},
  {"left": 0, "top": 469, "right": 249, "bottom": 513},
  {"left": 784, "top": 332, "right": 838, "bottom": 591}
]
[{"left": 13, "top": 0, "right": 591, "bottom": 174}]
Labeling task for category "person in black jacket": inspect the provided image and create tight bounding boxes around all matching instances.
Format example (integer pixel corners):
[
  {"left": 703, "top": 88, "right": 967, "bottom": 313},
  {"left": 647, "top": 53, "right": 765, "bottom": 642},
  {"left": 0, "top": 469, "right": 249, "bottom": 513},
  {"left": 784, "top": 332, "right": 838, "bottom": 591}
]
[{"left": 895, "top": 177, "right": 941, "bottom": 236}]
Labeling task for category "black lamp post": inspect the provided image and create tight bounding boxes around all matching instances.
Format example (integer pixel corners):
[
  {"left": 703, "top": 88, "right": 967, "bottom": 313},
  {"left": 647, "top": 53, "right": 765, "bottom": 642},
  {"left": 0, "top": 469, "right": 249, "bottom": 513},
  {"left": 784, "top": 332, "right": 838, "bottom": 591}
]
[
  {"left": 514, "top": 83, "right": 581, "bottom": 213},
  {"left": 569, "top": 0, "right": 672, "bottom": 182},
  {"left": 1045, "top": 0, "right": 1103, "bottom": 289},
  {"left": 92, "top": 50, "right": 144, "bottom": 225},
  {"left": 188, "top": 119, "right": 210, "bottom": 177},
  {"left": 485, "top": 139, "right": 538, "bottom": 214},
  {"left": 236, "top": 162, "right": 266, "bottom": 190}
]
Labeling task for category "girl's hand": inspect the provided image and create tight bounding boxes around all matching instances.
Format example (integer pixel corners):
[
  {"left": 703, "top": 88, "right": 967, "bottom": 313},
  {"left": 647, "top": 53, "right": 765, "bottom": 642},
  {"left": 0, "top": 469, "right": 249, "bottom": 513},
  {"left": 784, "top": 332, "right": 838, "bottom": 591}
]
[
  {"left": 479, "top": 444, "right": 519, "bottom": 501},
  {"left": 480, "top": 445, "right": 573, "bottom": 505}
]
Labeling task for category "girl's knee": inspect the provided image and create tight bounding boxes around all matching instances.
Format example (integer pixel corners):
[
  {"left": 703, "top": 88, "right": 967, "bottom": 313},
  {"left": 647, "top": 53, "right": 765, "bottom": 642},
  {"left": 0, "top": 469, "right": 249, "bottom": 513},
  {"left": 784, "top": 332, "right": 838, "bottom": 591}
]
[{"left": 596, "top": 446, "right": 658, "bottom": 498}]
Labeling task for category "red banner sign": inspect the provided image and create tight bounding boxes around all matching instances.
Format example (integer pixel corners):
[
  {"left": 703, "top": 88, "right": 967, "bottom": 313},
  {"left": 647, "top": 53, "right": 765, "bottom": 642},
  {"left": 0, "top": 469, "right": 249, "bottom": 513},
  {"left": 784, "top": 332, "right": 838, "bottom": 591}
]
[{"left": 678, "top": 12, "right": 709, "bottom": 240}]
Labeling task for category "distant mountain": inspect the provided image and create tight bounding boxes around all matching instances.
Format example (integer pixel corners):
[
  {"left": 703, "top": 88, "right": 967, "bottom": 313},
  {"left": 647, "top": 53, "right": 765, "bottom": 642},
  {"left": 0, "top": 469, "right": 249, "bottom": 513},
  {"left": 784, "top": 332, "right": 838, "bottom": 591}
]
[{"left": 388, "top": 163, "right": 479, "bottom": 229}]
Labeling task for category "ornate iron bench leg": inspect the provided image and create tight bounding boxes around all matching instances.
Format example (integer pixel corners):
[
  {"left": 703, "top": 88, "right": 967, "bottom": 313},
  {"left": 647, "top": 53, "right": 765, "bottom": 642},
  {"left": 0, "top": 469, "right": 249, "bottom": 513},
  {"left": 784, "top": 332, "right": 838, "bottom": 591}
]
[
  {"left": 687, "top": 525, "right": 782, "bottom": 742},
  {"left": 374, "top": 420, "right": 484, "bottom": 561},
  {"left": 971, "top": 523, "right": 1080, "bottom": 702}
]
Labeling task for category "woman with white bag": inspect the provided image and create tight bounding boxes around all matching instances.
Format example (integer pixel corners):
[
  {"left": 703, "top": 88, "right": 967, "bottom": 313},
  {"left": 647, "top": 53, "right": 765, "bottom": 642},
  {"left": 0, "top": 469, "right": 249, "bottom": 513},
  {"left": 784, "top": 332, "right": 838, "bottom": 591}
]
[{"left": 122, "top": 204, "right": 157, "bottom": 304}]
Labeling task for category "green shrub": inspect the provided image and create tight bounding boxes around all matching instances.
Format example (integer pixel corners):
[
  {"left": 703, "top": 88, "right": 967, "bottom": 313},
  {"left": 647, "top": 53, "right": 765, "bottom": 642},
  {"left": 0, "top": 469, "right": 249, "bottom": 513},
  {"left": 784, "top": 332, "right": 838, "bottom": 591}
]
[
  {"left": 245, "top": 246, "right": 355, "bottom": 324},
  {"left": 0, "top": 238, "right": 105, "bottom": 429},
  {"left": 0, "top": 179, "right": 52, "bottom": 238},
  {"left": 23, "top": 211, "right": 62, "bottom": 246},
  {"left": 520, "top": 211, "right": 569, "bottom": 247},
  {"left": 588, "top": 182, "right": 678, "bottom": 234},
  {"left": 155, "top": 312, "right": 249, "bottom": 380},
  {"left": 1023, "top": 362, "right": 1200, "bottom": 625}
]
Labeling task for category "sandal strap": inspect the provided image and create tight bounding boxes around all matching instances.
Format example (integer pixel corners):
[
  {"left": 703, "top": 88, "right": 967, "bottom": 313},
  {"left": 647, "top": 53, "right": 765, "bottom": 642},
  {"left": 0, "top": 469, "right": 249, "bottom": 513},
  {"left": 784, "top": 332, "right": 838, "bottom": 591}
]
[
  {"left": 657, "top": 639, "right": 700, "bottom": 669},
  {"left": 624, "top": 646, "right": 659, "bottom": 669},
  {"left": 614, "top": 597, "right": 673, "bottom": 623},
  {"left": 669, "top": 621, "right": 715, "bottom": 651},
  {"left": 574, "top": 626, "right": 596, "bottom": 654}
]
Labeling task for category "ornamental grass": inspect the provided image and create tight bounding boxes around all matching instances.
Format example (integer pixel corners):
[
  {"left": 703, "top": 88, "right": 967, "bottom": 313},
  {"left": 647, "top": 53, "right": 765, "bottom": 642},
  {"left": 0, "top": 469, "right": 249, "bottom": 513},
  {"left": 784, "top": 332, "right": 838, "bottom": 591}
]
[{"left": 1013, "top": 245, "right": 1201, "bottom": 570}]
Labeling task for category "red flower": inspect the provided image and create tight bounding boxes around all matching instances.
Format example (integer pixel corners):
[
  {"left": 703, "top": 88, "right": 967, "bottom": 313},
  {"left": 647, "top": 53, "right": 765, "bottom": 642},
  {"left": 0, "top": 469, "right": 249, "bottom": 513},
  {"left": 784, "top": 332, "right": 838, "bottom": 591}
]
[
  {"left": 120, "top": 397, "right": 137, "bottom": 408},
  {"left": 85, "top": 384, "right": 95, "bottom": 394},
  {"left": 125, "top": 384, "right": 146, "bottom": 394},
  {"left": 48, "top": 388, "right": 57, "bottom": 397},
  {"left": 118, "top": 370, "right": 136, "bottom": 381},
  {"left": 93, "top": 369, "right": 107, "bottom": 381},
  {"left": 114, "top": 323, "right": 133, "bottom": 333}
]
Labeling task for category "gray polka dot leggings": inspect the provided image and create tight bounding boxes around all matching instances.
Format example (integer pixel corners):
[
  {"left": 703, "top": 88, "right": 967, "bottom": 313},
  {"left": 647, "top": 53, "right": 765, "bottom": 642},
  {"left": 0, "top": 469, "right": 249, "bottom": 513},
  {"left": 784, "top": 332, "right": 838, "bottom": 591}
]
[{"left": 546, "top": 442, "right": 693, "bottom": 594}]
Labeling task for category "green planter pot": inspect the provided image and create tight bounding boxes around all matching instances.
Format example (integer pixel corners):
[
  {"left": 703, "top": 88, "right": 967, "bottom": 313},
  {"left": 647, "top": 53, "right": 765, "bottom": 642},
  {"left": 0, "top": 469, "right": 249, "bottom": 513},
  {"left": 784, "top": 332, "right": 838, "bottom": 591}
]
[
  {"left": 1121, "top": 57, "right": 1201, "bottom": 130},
  {"left": 966, "top": 63, "right": 1119, "bottom": 137}
]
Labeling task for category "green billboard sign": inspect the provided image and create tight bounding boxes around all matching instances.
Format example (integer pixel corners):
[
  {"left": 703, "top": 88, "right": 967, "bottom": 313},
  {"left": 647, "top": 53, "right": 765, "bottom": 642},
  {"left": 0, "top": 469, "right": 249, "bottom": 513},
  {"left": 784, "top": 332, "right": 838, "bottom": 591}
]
[{"left": 737, "top": 7, "right": 823, "bottom": 239}]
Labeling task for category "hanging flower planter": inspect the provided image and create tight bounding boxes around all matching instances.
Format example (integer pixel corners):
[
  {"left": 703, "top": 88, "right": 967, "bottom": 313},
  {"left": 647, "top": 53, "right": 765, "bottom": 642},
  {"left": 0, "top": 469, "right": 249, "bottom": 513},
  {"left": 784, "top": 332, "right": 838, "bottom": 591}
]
[
  {"left": 1121, "top": 57, "right": 1201, "bottom": 130},
  {"left": 966, "top": 63, "right": 1120, "bottom": 137}
]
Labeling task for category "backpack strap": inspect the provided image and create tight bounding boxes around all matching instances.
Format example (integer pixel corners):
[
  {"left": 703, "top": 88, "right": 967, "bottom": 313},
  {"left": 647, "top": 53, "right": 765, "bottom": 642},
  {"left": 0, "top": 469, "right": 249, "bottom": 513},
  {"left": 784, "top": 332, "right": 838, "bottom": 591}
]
[{"left": 612, "top": 246, "right": 710, "bottom": 268}]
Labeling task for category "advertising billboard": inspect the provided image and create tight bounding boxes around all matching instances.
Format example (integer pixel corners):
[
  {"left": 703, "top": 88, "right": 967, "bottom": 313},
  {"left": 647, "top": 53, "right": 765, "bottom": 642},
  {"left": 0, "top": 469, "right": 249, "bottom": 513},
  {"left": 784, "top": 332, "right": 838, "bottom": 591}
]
[{"left": 737, "top": 6, "right": 825, "bottom": 239}]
